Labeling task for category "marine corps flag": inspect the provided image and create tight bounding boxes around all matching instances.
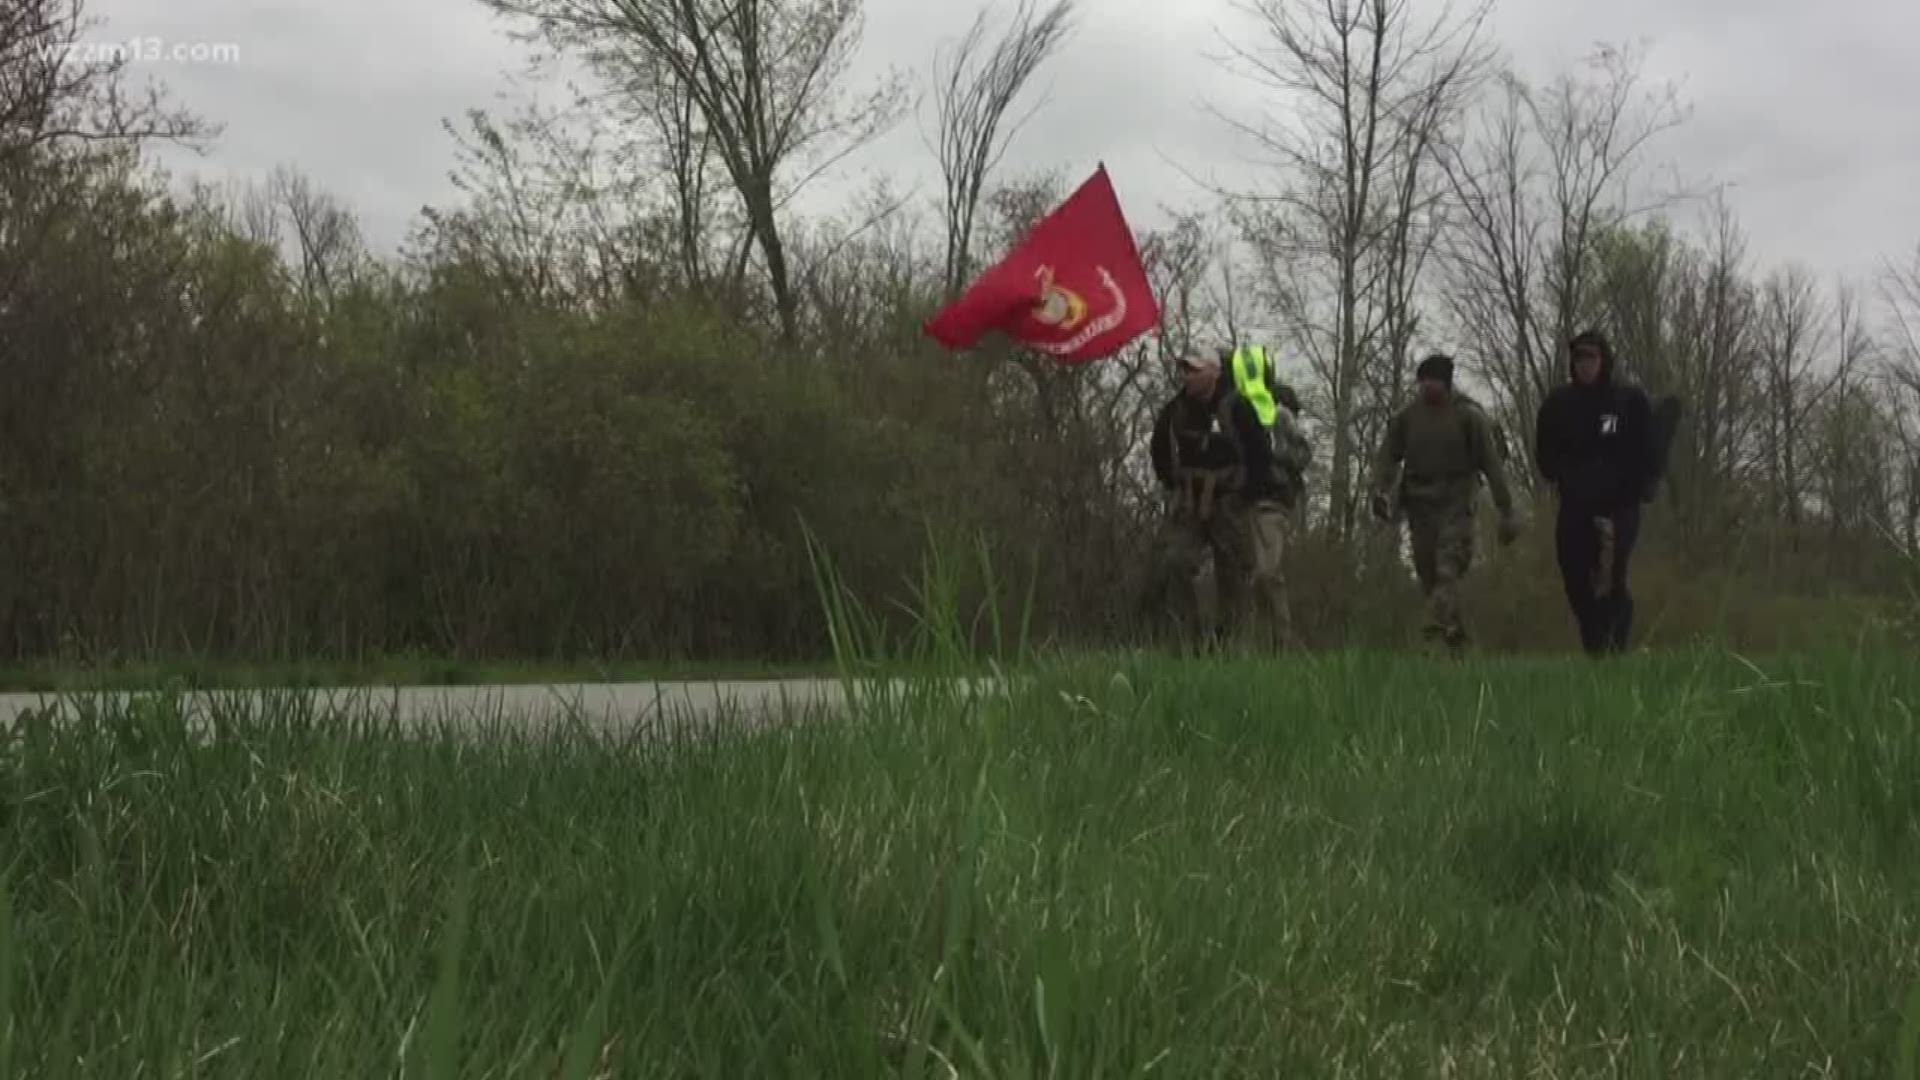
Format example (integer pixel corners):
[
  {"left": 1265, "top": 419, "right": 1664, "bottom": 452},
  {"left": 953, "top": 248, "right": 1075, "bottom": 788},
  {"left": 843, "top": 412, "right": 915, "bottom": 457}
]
[{"left": 924, "top": 163, "right": 1159, "bottom": 363}]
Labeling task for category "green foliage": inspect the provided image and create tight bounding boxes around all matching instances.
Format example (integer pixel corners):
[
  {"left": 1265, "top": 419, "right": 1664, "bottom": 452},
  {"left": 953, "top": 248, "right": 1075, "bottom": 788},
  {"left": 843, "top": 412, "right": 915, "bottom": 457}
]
[
  {"left": 0, "top": 146, "right": 1150, "bottom": 664},
  {"left": 0, "top": 648, "right": 1917, "bottom": 1073}
]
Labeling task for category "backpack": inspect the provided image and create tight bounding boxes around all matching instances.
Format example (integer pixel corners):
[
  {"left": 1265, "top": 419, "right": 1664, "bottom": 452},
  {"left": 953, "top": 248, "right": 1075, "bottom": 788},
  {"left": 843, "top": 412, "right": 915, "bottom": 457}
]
[
  {"left": 1271, "top": 407, "right": 1312, "bottom": 503},
  {"left": 1452, "top": 392, "right": 1510, "bottom": 466}
]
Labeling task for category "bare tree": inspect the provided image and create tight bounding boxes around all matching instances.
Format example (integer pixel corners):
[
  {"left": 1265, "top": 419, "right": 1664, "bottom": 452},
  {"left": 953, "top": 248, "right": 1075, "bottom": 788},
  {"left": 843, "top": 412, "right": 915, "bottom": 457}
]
[
  {"left": 1148, "top": 209, "right": 1217, "bottom": 363},
  {"left": 414, "top": 95, "right": 683, "bottom": 315},
  {"left": 0, "top": 0, "right": 209, "bottom": 166},
  {"left": 269, "top": 166, "right": 367, "bottom": 305},
  {"left": 1215, "top": 0, "right": 1495, "bottom": 542},
  {"left": 1880, "top": 244, "right": 1920, "bottom": 554},
  {"left": 230, "top": 178, "right": 284, "bottom": 252},
  {"left": 787, "top": 173, "right": 925, "bottom": 347},
  {"left": 1, "top": 0, "right": 212, "bottom": 324},
  {"left": 1755, "top": 264, "right": 1833, "bottom": 531},
  {"left": 416, "top": 108, "right": 569, "bottom": 307},
  {"left": 1438, "top": 41, "right": 1686, "bottom": 443},
  {"left": 479, "top": 0, "right": 907, "bottom": 344},
  {"left": 1209, "top": 223, "right": 1247, "bottom": 347},
  {"left": 1886, "top": 243, "right": 1920, "bottom": 396},
  {"left": 1884, "top": 363, "right": 1920, "bottom": 558},
  {"left": 1435, "top": 73, "right": 1538, "bottom": 427},
  {"left": 646, "top": 69, "right": 727, "bottom": 295},
  {"left": 927, "top": 0, "right": 1074, "bottom": 299},
  {"left": 1751, "top": 269, "right": 1868, "bottom": 538},
  {"left": 577, "top": 35, "right": 745, "bottom": 297},
  {"left": 1672, "top": 197, "right": 1764, "bottom": 506}
]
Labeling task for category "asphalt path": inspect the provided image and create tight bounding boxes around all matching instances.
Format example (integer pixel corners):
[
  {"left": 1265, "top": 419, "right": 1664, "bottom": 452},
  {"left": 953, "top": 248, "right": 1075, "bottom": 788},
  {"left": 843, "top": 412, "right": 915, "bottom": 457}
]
[{"left": 0, "top": 677, "right": 1002, "bottom": 739}]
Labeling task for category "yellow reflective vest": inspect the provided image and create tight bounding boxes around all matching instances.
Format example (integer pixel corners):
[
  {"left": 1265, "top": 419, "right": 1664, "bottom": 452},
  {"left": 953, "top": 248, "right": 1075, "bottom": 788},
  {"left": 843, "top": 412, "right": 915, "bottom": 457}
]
[{"left": 1230, "top": 345, "right": 1277, "bottom": 428}]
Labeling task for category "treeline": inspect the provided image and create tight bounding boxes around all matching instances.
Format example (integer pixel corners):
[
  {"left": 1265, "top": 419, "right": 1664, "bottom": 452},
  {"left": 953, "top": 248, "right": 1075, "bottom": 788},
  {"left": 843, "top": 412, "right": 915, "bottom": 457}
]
[
  {"left": 0, "top": 141, "right": 1160, "bottom": 659},
  {"left": 2, "top": 0, "right": 1916, "bottom": 664}
]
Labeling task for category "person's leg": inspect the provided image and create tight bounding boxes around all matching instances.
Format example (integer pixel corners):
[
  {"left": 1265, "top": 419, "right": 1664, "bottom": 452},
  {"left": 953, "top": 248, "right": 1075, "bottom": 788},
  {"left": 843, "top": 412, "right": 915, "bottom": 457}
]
[
  {"left": 1143, "top": 505, "right": 1208, "bottom": 649},
  {"left": 1406, "top": 509, "right": 1446, "bottom": 649},
  {"left": 1431, "top": 497, "right": 1477, "bottom": 656},
  {"left": 1209, "top": 494, "right": 1258, "bottom": 646},
  {"left": 1602, "top": 503, "right": 1643, "bottom": 652},
  {"left": 1246, "top": 498, "right": 1294, "bottom": 649},
  {"left": 1555, "top": 502, "right": 1604, "bottom": 654}
]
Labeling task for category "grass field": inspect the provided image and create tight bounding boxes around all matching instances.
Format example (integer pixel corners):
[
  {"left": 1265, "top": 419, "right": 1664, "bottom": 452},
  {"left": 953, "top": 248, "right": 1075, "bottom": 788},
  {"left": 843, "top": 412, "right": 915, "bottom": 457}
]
[{"left": 2, "top": 645, "right": 1917, "bottom": 1077}]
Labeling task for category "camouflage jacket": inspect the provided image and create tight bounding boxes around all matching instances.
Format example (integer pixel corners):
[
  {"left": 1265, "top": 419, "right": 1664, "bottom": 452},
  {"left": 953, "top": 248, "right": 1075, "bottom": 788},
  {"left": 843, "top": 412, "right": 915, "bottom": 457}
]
[{"left": 1371, "top": 392, "right": 1514, "bottom": 516}]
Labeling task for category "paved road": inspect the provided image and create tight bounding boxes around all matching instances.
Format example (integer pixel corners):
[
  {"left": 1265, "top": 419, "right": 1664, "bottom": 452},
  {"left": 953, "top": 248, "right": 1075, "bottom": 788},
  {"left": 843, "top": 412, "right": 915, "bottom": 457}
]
[{"left": 0, "top": 677, "right": 1000, "bottom": 738}]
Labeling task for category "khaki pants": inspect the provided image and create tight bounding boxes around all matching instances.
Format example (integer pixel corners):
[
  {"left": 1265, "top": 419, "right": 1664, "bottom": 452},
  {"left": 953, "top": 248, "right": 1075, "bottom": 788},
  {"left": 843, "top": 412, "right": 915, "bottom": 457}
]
[{"left": 1247, "top": 497, "right": 1295, "bottom": 648}]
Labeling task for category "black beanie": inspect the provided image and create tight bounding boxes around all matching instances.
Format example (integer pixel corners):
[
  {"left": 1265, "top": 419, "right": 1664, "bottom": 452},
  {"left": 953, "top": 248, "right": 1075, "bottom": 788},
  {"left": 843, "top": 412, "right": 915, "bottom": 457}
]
[
  {"left": 1568, "top": 330, "right": 1611, "bottom": 360},
  {"left": 1415, "top": 354, "right": 1453, "bottom": 384}
]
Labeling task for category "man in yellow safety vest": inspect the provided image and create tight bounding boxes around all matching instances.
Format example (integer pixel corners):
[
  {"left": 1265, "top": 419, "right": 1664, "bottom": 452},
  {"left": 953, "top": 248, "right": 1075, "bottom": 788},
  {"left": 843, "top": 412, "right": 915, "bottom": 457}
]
[{"left": 1219, "top": 343, "right": 1312, "bottom": 648}]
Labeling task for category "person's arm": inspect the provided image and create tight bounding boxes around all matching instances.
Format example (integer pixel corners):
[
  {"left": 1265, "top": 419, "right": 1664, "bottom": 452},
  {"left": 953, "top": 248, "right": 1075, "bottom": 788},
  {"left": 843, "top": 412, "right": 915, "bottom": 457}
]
[
  {"left": 1622, "top": 387, "right": 1657, "bottom": 500},
  {"left": 1472, "top": 411, "right": 1516, "bottom": 518}
]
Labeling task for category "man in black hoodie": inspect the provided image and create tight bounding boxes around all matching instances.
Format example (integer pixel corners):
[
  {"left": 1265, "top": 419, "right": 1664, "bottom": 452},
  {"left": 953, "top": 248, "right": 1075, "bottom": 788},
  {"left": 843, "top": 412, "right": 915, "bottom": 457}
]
[{"left": 1533, "top": 330, "right": 1660, "bottom": 655}]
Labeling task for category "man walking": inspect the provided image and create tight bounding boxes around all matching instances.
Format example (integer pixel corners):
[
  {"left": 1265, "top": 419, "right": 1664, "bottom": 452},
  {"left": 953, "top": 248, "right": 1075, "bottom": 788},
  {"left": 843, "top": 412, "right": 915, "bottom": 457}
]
[
  {"left": 1369, "top": 353, "right": 1520, "bottom": 657},
  {"left": 1222, "top": 343, "right": 1314, "bottom": 648},
  {"left": 1534, "top": 330, "right": 1663, "bottom": 656},
  {"left": 1144, "top": 350, "right": 1276, "bottom": 648}
]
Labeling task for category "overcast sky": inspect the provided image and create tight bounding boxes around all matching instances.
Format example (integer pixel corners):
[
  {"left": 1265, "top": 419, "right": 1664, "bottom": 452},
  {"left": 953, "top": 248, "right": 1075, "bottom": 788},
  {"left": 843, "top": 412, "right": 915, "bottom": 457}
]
[{"left": 89, "top": 0, "right": 1920, "bottom": 290}]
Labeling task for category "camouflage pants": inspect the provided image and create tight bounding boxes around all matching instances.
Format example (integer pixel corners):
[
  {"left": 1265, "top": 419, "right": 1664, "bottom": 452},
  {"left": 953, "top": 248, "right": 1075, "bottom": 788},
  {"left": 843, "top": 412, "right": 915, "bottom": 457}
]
[
  {"left": 1142, "top": 492, "right": 1255, "bottom": 647},
  {"left": 1405, "top": 497, "right": 1475, "bottom": 651},
  {"left": 1247, "top": 497, "right": 1294, "bottom": 648}
]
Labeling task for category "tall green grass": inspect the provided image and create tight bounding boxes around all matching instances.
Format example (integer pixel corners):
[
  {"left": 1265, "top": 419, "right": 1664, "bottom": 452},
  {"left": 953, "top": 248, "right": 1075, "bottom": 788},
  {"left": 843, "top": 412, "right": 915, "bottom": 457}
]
[{"left": 0, "top": 559, "right": 1917, "bottom": 1074}]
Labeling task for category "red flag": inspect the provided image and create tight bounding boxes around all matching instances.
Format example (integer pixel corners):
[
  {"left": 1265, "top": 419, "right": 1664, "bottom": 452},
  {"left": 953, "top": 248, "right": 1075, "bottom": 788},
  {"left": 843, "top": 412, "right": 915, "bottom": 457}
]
[{"left": 924, "top": 164, "right": 1160, "bottom": 363}]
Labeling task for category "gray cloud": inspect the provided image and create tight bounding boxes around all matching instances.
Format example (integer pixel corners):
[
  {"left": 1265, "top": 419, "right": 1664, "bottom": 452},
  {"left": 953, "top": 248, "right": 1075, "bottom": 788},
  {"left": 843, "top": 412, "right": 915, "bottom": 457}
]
[
  {"left": 93, "top": 0, "right": 531, "bottom": 247},
  {"left": 93, "top": 0, "right": 1920, "bottom": 284}
]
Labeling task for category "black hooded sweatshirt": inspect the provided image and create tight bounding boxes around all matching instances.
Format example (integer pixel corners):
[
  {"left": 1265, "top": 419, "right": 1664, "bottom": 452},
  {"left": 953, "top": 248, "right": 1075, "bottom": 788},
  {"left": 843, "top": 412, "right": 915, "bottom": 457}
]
[{"left": 1533, "top": 336, "right": 1656, "bottom": 512}]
